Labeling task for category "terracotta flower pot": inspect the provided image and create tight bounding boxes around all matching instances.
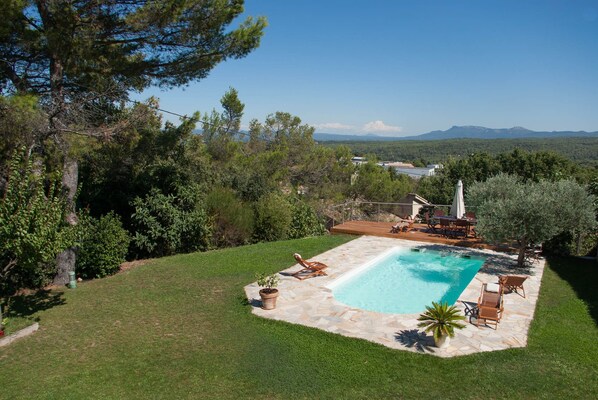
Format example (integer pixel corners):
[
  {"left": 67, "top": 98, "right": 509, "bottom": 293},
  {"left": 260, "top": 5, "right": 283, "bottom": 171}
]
[
  {"left": 434, "top": 334, "right": 450, "bottom": 348},
  {"left": 259, "top": 288, "right": 279, "bottom": 310}
]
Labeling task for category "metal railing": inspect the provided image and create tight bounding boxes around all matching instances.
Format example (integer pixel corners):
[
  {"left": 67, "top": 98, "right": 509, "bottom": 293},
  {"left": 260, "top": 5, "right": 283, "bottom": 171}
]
[{"left": 329, "top": 201, "right": 458, "bottom": 227}]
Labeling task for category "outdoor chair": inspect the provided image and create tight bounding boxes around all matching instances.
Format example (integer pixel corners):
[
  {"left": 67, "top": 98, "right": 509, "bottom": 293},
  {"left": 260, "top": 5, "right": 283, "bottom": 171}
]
[
  {"left": 439, "top": 218, "right": 453, "bottom": 237},
  {"left": 454, "top": 219, "right": 469, "bottom": 237},
  {"left": 465, "top": 211, "right": 476, "bottom": 219},
  {"left": 475, "top": 283, "right": 504, "bottom": 329},
  {"left": 498, "top": 275, "right": 528, "bottom": 298},
  {"left": 391, "top": 216, "right": 415, "bottom": 233},
  {"left": 292, "top": 253, "right": 328, "bottom": 280},
  {"left": 424, "top": 213, "right": 438, "bottom": 233},
  {"left": 434, "top": 209, "right": 445, "bottom": 217}
]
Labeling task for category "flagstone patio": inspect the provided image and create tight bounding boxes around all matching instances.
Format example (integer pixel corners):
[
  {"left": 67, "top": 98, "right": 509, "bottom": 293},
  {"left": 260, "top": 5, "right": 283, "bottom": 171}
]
[{"left": 244, "top": 235, "right": 545, "bottom": 358}]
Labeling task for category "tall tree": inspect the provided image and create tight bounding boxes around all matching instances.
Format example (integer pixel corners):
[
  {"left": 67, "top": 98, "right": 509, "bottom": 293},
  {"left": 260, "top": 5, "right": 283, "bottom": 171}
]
[
  {"left": 467, "top": 173, "right": 597, "bottom": 266},
  {"left": 0, "top": 0, "right": 266, "bottom": 283}
]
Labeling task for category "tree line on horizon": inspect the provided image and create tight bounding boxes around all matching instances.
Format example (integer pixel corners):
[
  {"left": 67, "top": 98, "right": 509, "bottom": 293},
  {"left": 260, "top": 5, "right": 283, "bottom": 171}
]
[{"left": 322, "top": 137, "right": 598, "bottom": 167}]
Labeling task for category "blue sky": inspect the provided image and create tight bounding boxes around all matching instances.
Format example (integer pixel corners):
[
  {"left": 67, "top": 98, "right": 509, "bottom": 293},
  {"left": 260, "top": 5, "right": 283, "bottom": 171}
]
[{"left": 134, "top": 0, "right": 598, "bottom": 136}]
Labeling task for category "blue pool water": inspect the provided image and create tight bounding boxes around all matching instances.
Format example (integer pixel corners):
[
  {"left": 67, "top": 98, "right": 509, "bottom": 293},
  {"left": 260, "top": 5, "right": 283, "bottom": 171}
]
[{"left": 331, "top": 248, "right": 486, "bottom": 314}]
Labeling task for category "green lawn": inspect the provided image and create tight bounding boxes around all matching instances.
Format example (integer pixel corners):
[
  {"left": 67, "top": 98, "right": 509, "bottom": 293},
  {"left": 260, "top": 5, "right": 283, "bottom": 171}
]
[{"left": 1, "top": 235, "right": 597, "bottom": 399}]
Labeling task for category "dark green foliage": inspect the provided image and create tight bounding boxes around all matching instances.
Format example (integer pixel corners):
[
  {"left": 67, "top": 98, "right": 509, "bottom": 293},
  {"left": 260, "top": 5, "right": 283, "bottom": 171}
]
[
  {"left": 131, "top": 186, "right": 211, "bottom": 258},
  {"left": 253, "top": 193, "right": 292, "bottom": 242},
  {"left": 288, "top": 197, "right": 326, "bottom": 239},
  {"left": 0, "top": 1, "right": 266, "bottom": 96},
  {"left": 418, "top": 149, "right": 584, "bottom": 204},
  {"left": 76, "top": 212, "right": 130, "bottom": 279},
  {"left": 206, "top": 187, "right": 254, "bottom": 247},
  {"left": 543, "top": 231, "right": 598, "bottom": 257},
  {"left": 349, "top": 160, "right": 413, "bottom": 201},
  {"left": 0, "top": 151, "right": 73, "bottom": 296}
]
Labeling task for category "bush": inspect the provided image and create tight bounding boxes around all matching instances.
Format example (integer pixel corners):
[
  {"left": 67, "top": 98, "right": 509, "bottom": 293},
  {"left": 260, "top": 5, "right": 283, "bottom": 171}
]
[
  {"left": 544, "top": 231, "right": 598, "bottom": 257},
  {"left": 206, "top": 187, "right": 254, "bottom": 247},
  {"left": 0, "top": 151, "right": 73, "bottom": 296},
  {"left": 130, "top": 186, "right": 211, "bottom": 257},
  {"left": 76, "top": 212, "right": 130, "bottom": 279},
  {"left": 253, "top": 193, "right": 292, "bottom": 242},
  {"left": 288, "top": 197, "right": 326, "bottom": 239}
]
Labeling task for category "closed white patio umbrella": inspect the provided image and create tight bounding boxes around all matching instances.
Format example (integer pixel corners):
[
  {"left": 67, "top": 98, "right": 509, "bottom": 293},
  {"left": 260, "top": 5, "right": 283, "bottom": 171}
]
[{"left": 450, "top": 180, "right": 465, "bottom": 218}]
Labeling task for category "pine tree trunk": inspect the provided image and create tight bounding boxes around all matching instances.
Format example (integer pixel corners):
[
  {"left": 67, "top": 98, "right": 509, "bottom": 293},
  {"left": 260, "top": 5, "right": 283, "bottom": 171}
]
[{"left": 53, "top": 158, "right": 78, "bottom": 286}]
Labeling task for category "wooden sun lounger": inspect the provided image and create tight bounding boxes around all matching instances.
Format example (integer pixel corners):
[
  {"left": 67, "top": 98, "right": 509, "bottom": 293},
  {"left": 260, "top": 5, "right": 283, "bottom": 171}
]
[
  {"left": 476, "top": 283, "right": 504, "bottom": 329},
  {"left": 292, "top": 253, "right": 328, "bottom": 280},
  {"left": 499, "top": 275, "right": 528, "bottom": 298}
]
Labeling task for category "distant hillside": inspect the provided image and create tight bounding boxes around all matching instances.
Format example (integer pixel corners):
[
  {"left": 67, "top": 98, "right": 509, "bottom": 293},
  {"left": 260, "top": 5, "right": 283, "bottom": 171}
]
[
  {"left": 314, "top": 126, "right": 598, "bottom": 142},
  {"left": 411, "top": 125, "right": 598, "bottom": 140}
]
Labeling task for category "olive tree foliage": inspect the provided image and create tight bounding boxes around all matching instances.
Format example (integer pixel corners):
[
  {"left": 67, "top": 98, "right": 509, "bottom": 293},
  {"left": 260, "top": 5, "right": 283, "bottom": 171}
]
[
  {"left": 0, "top": 151, "right": 73, "bottom": 298},
  {"left": 467, "top": 173, "right": 597, "bottom": 267}
]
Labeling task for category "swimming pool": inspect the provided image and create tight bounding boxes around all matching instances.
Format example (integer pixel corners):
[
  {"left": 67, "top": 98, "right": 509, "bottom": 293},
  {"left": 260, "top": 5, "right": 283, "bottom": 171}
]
[{"left": 328, "top": 247, "right": 486, "bottom": 314}]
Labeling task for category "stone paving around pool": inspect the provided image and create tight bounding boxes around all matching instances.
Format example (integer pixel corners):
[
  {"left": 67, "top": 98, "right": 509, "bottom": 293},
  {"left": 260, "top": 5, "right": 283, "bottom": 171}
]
[{"left": 244, "top": 236, "right": 545, "bottom": 358}]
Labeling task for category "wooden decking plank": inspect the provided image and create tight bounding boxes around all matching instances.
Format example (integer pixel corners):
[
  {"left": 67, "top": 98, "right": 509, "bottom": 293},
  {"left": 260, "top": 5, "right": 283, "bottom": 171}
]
[{"left": 330, "top": 220, "right": 497, "bottom": 250}]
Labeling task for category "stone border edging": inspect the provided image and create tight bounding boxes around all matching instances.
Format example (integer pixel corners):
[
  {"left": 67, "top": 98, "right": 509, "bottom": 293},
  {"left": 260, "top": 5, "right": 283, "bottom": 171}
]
[{"left": 0, "top": 322, "right": 39, "bottom": 347}]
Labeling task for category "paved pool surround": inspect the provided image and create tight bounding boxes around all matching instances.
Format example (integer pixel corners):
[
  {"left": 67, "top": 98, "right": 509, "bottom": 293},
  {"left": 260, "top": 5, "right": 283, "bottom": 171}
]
[{"left": 244, "top": 236, "right": 545, "bottom": 358}]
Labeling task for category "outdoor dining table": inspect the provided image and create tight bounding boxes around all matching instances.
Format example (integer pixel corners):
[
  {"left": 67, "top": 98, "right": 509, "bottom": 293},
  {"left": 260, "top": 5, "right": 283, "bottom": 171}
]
[{"left": 434, "top": 216, "right": 477, "bottom": 238}]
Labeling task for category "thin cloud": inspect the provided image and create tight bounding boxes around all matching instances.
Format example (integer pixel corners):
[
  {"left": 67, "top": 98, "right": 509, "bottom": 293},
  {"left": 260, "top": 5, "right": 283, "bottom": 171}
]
[
  {"left": 363, "top": 120, "right": 402, "bottom": 133},
  {"left": 314, "top": 122, "right": 355, "bottom": 131}
]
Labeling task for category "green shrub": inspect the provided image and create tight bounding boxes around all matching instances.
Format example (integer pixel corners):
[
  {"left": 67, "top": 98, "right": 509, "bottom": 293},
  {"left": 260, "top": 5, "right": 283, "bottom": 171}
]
[
  {"left": 76, "top": 212, "right": 130, "bottom": 279},
  {"left": 0, "top": 151, "right": 73, "bottom": 297},
  {"left": 253, "top": 193, "right": 291, "bottom": 242},
  {"left": 130, "top": 186, "right": 211, "bottom": 257},
  {"left": 288, "top": 197, "right": 325, "bottom": 239},
  {"left": 544, "top": 231, "right": 598, "bottom": 257},
  {"left": 206, "top": 187, "right": 254, "bottom": 247}
]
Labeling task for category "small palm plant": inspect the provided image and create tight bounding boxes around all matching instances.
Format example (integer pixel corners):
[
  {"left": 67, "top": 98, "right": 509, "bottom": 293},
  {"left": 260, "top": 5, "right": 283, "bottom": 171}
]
[{"left": 417, "top": 301, "right": 466, "bottom": 347}]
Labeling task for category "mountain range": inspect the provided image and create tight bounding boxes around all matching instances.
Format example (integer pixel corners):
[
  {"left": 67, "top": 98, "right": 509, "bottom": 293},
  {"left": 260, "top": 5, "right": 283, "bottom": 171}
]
[{"left": 314, "top": 126, "right": 598, "bottom": 142}]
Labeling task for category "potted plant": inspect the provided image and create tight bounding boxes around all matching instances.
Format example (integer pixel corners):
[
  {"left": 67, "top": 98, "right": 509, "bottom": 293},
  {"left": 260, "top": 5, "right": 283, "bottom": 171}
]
[
  {"left": 417, "top": 301, "right": 466, "bottom": 348},
  {"left": 256, "top": 273, "right": 280, "bottom": 310}
]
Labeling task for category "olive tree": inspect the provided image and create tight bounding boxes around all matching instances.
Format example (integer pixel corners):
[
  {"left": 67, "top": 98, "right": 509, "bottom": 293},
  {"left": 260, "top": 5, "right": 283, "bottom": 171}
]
[{"left": 467, "top": 173, "right": 597, "bottom": 266}]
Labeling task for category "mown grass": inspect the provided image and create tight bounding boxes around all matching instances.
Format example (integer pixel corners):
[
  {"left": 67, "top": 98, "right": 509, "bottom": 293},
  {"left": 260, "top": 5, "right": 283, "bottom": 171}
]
[{"left": 1, "top": 234, "right": 597, "bottom": 399}]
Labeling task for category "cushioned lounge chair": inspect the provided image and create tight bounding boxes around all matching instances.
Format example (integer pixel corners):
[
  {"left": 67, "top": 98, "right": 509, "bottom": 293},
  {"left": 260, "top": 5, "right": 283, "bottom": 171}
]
[
  {"left": 498, "top": 274, "right": 528, "bottom": 298},
  {"left": 292, "top": 253, "right": 328, "bottom": 280},
  {"left": 476, "top": 283, "right": 504, "bottom": 329},
  {"left": 390, "top": 217, "right": 414, "bottom": 233}
]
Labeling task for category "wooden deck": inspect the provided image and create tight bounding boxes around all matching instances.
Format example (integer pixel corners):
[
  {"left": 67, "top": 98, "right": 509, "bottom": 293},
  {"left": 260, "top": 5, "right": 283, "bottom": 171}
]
[{"left": 331, "top": 220, "right": 504, "bottom": 251}]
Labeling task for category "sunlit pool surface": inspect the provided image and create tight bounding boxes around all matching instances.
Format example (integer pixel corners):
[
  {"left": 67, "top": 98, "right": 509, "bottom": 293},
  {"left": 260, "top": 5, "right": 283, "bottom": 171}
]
[{"left": 329, "top": 248, "right": 486, "bottom": 314}]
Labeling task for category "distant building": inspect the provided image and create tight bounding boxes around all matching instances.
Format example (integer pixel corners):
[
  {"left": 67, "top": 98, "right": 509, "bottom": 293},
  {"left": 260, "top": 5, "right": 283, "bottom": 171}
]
[
  {"left": 392, "top": 164, "right": 440, "bottom": 179},
  {"left": 351, "top": 156, "right": 367, "bottom": 165},
  {"left": 396, "top": 193, "right": 431, "bottom": 219},
  {"left": 352, "top": 156, "right": 440, "bottom": 179},
  {"left": 384, "top": 162, "right": 415, "bottom": 169}
]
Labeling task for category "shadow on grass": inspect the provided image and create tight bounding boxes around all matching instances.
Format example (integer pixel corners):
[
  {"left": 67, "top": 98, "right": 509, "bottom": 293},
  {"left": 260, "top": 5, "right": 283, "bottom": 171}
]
[
  {"left": 548, "top": 255, "right": 598, "bottom": 327},
  {"left": 239, "top": 295, "right": 262, "bottom": 308},
  {"left": 394, "top": 329, "right": 435, "bottom": 353},
  {"left": 6, "top": 290, "right": 66, "bottom": 321}
]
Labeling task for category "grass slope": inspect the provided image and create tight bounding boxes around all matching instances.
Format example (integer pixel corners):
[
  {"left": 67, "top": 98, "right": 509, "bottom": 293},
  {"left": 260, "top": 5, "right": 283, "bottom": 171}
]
[{"left": 1, "top": 235, "right": 597, "bottom": 399}]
